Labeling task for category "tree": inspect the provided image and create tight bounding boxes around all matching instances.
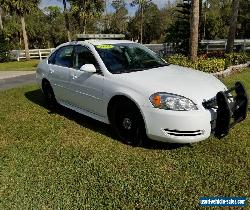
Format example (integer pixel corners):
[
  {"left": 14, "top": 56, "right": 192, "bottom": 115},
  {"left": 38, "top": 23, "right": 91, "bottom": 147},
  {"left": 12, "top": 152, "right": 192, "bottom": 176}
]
[
  {"left": 109, "top": 0, "right": 128, "bottom": 34},
  {"left": 226, "top": 0, "right": 240, "bottom": 53},
  {"left": 141, "top": 3, "right": 162, "bottom": 43},
  {"left": 128, "top": 2, "right": 162, "bottom": 44},
  {"left": 0, "top": 0, "right": 40, "bottom": 60},
  {"left": 69, "top": 0, "right": 104, "bottom": 34},
  {"left": 238, "top": 0, "right": 250, "bottom": 39},
  {"left": 26, "top": 8, "right": 50, "bottom": 48},
  {"left": 57, "top": 0, "right": 71, "bottom": 41},
  {"left": 1, "top": 13, "right": 21, "bottom": 49},
  {"left": 0, "top": 31, "right": 11, "bottom": 62},
  {"left": 165, "top": 1, "right": 191, "bottom": 54},
  {"left": 0, "top": 7, "right": 3, "bottom": 30},
  {"left": 189, "top": 0, "right": 199, "bottom": 61},
  {"left": 131, "top": 0, "right": 152, "bottom": 44},
  {"left": 44, "top": 6, "right": 68, "bottom": 47},
  {"left": 159, "top": 3, "right": 176, "bottom": 43},
  {"left": 63, "top": 0, "right": 71, "bottom": 41}
]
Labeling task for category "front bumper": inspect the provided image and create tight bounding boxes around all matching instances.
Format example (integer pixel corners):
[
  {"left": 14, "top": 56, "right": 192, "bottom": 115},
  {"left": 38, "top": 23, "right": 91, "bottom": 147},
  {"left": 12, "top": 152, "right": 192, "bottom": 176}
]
[
  {"left": 143, "top": 108, "right": 212, "bottom": 144},
  {"left": 143, "top": 82, "right": 248, "bottom": 144}
]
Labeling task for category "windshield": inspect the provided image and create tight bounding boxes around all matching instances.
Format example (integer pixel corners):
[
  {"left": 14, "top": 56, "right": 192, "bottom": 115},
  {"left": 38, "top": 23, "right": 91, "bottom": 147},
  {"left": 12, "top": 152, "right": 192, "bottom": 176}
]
[{"left": 95, "top": 43, "right": 168, "bottom": 74}]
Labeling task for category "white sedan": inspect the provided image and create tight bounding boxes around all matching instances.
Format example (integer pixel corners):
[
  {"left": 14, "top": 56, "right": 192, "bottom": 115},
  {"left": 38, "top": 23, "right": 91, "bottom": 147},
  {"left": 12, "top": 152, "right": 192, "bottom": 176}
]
[{"left": 36, "top": 36, "right": 248, "bottom": 146}]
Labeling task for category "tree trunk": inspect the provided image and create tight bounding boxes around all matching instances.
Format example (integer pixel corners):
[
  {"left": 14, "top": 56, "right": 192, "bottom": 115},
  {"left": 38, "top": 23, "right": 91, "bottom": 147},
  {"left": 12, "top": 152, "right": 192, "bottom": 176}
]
[
  {"left": 19, "top": 32, "right": 22, "bottom": 47},
  {"left": 63, "top": 0, "right": 71, "bottom": 42},
  {"left": 189, "top": 0, "right": 199, "bottom": 61},
  {"left": 82, "top": 0, "right": 88, "bottom": 34},
  {"left": 140, "top": 3, "right": 144, "bottom": 44},
  {"left": 20, "top": 15, "right": 30, "bottom": 60},
  {"left": 0, "top": 7, "right": 3, "bottom": 30},
  {"left": 226, "top": 0, "right": 240, "bottom": 53},
  {"left": 83, "top": 17, "right": 87, "bottom": 34}
]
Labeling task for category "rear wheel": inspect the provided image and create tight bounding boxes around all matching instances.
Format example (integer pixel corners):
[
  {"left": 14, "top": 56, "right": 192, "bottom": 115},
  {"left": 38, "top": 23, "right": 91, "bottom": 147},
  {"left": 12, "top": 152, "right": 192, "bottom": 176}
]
[
  {"left": 42, "top": 81, "right": 57, "bottom": 109},
  {"left": 111, "top": 100, "right": 146, "bottom": 146}
]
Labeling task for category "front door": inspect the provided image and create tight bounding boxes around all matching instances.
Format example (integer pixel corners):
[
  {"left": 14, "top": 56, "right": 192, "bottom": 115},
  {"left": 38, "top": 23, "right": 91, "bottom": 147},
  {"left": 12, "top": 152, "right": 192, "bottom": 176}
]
[{"left": 69, "top": 45, "right": 105, "bottom": 117}]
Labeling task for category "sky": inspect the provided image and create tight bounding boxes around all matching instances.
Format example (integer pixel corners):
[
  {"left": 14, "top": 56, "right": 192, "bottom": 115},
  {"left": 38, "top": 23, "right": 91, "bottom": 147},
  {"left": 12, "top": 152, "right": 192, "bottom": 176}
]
[{"left": 40, "top": 0, "right": 175, "bottom": 16}]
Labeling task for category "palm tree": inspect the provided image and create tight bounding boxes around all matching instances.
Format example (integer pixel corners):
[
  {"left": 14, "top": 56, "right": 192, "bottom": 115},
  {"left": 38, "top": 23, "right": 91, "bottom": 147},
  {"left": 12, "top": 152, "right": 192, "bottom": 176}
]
[
  {"left": 189, "top": 0, "right": 199, "bottom": 61},
  {"left": 69, "top": 0, "right": 104, "bottom": 34},
  {"left": 61, "top": 0, "right": 71, "bottom": 41},
  {"left": 0, "top": 0, "right": 40, "bottom": 60},
  {"left": 226, "top": 0, "right": 240, "bottom": 53}
]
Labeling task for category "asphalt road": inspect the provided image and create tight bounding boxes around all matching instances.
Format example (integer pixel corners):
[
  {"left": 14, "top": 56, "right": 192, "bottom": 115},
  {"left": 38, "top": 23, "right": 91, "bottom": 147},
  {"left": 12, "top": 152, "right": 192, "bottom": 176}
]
[{"left": 0, "top": 73, "right": 36, "bottom": 90}]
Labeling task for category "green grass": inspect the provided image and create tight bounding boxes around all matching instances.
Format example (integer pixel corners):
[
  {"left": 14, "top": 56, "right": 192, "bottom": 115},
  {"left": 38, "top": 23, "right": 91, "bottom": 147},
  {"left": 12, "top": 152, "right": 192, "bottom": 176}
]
[
  {"left": 0, "top": 60, "right": 39, "bottom": 71},
  {"left": 1, "top": 69, "right": 249, "bottom": 209}
]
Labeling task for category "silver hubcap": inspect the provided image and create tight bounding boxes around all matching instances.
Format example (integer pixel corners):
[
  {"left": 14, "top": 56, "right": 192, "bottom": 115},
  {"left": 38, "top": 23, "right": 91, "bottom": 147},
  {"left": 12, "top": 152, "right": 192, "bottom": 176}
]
[{"left": 122, "top": 118, "right": 132, "bottom": 130}]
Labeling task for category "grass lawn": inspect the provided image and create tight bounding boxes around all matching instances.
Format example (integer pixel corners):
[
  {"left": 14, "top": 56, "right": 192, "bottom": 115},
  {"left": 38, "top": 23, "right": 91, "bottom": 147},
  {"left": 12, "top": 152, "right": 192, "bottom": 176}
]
[
  {"left": 0, "top": 69, "right": 249, "bottom": 209},
  {"left": 0, "top": 60, "right": 39, "bottom": 71}
]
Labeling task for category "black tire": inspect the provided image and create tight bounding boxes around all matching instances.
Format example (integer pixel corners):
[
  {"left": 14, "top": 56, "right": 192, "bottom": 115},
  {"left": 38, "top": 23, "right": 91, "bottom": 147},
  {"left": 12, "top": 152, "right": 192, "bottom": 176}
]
[
  {"left": 111, "top": 100, "right": 146, "bottom": 146},
  {"left": 43, "top": 81, "right": 57, "bottom": 109}
]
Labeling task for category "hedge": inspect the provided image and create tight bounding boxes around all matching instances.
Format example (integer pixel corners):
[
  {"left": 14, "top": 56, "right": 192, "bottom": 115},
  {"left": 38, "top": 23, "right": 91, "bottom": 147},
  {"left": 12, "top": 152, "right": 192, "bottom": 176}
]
[{"left": 166, "top": 53, "right": 247, "bottom": 73}]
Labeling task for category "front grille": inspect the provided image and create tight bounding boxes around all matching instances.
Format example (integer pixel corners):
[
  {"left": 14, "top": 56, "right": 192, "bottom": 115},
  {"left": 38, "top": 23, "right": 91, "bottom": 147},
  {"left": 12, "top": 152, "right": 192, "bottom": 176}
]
[
  {"left": 203, "top": 94, "right": 234, "bottom": 110},
  {"left": 164, "top": 129, "right": 204, "bottom": 137}
]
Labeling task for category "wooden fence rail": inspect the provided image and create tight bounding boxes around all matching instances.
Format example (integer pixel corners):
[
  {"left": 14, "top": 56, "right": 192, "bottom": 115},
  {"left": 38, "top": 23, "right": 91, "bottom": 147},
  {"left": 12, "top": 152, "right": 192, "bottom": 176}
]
[{"left": 11, "top": 48, "right": 55, "bottom": 61}]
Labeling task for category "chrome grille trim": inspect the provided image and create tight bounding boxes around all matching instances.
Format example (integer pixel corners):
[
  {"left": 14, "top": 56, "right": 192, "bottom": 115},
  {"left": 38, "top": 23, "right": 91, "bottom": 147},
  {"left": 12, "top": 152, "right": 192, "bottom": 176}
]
[{"left": 164, "top": 129, "right": 203, "bottom": 136}]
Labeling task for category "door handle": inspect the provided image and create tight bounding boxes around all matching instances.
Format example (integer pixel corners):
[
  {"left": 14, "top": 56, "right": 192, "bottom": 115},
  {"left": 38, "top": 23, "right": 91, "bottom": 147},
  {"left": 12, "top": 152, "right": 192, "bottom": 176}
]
[
  {"left": 49, "top": 68, "right": 54, "bottom": 74},
  {"left": 72, "top": 75, "right": 78, "bottom": 80}
]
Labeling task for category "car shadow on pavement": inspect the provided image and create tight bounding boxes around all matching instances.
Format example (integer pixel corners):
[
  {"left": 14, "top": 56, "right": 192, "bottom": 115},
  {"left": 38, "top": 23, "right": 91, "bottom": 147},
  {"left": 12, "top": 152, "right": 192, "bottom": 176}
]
[{"left": 25, "top": 89, "right": 188, "bottom": 151}]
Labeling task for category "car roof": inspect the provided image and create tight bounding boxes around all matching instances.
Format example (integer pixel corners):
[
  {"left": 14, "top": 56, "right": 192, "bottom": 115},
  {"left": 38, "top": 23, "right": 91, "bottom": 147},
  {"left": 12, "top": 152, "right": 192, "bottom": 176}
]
[{"left": 82, "top": 39, "right": 135, "bottom": 46}]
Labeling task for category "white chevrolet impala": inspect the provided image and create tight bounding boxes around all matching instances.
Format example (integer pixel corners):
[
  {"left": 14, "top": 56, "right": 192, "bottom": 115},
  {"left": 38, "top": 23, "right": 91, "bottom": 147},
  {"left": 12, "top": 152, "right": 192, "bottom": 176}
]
[{"left": 36, "top": 35, "right": 248, "bottom": 146}]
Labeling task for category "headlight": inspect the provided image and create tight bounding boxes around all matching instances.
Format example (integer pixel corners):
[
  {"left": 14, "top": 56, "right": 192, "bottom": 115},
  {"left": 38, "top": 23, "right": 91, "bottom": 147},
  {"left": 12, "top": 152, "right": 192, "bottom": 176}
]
[{"left": 149, "top": 93, "right": 198, "bottom": 111}]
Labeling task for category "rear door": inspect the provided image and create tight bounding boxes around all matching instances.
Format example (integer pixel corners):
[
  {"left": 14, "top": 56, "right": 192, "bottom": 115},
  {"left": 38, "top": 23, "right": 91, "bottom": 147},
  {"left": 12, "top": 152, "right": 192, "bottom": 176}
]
[
  {"left": 68, "top": 45, "right": 105, "bottom": 117},
  {"left": 47, "top": 45, "right": 74, "bottom": 103}
]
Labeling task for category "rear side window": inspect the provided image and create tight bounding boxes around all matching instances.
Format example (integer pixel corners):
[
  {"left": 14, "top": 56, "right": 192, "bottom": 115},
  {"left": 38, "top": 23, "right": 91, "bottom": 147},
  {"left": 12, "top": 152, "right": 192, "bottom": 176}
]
[{"left": 52, "top": 46, "right": 74, "bottom": 67}]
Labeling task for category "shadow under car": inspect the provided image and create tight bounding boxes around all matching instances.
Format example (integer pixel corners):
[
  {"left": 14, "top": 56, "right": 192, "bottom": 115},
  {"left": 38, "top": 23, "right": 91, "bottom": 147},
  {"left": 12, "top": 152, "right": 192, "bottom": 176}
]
[{"left": 25, "top": 89, "right": 189, "bottom": 150}]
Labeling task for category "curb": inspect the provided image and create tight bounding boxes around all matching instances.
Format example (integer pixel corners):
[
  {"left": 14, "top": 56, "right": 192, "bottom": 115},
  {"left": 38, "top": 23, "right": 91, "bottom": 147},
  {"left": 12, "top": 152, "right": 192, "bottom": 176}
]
[
  {"left": 0, "top": 71, "right": 36, "bottom": 80},
  {"left": 212, "top": 63, "right": 249, "bottom": 78}
]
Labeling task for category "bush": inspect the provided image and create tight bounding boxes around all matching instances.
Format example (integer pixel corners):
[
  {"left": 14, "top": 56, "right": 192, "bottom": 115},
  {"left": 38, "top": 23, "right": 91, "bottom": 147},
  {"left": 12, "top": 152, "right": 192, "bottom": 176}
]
[
  {"left": 166, "top": 52, "right": 248, "bottom": 73},
  {"left": 225, "top": 53, "right": 247, "bottom": 67},
  {"left": 0, "top": 31, "right": 11, "bottom": 62},
  {"left": 167, "top": 54, "right": 189, "bottom": 66},
  {"left": 166, "top": 54, "right": 225, "bottom": 73},
  {"left": 204, "top": 51, "right": 225, "bottom": 59},
  {"left": 197, "top": 58, "right": 225, "bottom": 73}
]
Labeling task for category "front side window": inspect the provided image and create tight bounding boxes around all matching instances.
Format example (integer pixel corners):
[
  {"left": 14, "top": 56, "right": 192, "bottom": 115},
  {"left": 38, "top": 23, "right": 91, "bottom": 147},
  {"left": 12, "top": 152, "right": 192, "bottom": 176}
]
[
  {"left": 73, "top": 45, "right": 99, "bottom": 70},
  {"left": 95, "top": 43, "right": 168, "bottom": 74},
  {"left": 48, "top": 51, "right": 57, "bottom": 64},
  {"left": 54, "top": 46, "right": 74, "bottom": 68}
]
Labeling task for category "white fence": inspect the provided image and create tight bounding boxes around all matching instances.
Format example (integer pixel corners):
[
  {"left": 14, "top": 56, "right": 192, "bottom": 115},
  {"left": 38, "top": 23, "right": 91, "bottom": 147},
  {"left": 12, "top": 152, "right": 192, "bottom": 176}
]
[
  {"left": 11, "top": 48, "right": 55, "bottom": 61},
  {"left": 11, "top": 39, "right": 250, "bottom": 61},
  {"left": 201, "top": 39, "right": 250, "bottom": 52},
  {"left": 146, "top": 39, "right": 250, "bottom": 56}
]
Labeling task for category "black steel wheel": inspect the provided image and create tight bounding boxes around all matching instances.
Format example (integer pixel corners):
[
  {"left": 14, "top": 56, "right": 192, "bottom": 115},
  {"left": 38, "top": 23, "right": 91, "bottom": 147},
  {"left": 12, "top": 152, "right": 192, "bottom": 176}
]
[
  {"left": 43, "top": 81, "right": 57, "bottom": 109},
  {"left": 111, "top": 100, "right": 146, "bottom": 146}
]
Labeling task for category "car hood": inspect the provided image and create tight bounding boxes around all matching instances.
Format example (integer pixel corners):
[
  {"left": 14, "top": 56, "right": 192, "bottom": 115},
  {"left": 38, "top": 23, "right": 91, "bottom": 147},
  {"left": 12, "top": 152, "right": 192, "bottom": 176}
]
[{"left": 115, "top": 65, "right": 227, "bottom": 104}]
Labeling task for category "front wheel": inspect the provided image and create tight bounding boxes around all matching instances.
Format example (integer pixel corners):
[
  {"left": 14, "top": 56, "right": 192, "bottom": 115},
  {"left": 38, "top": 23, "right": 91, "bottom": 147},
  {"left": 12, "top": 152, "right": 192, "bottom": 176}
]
[
  {"left": 111, "top": 100, "right": 146, "bottom": 146},
  {"left": 42, "top": 81, "right": 57, "bottom": 109}
]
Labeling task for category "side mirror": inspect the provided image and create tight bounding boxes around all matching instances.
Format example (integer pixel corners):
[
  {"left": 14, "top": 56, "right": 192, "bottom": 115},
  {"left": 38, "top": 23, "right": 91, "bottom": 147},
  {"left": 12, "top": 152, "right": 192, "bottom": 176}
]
[{"left": 80, "top": 64, "right": 96, "bottom": 73}]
